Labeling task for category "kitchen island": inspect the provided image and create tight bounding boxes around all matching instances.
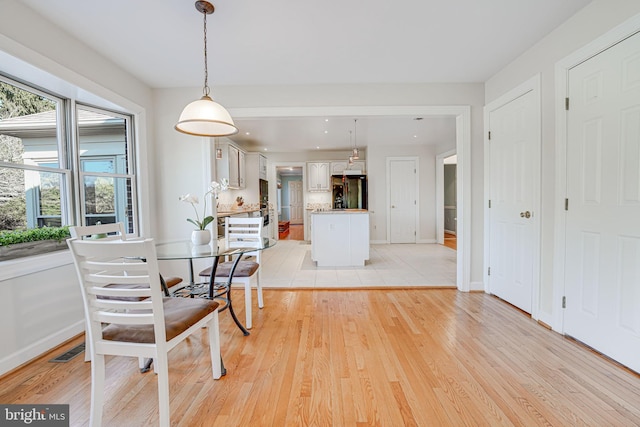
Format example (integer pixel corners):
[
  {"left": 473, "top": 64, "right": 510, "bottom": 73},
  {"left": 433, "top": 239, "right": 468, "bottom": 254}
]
[{"left": 311, "top": 209, "right": 369, "bottom": 267}]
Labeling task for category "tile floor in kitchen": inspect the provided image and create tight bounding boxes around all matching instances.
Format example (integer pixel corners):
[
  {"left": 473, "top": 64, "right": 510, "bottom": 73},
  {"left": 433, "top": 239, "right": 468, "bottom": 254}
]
[{"left": 260, "top": 239, "right": 457, "bottom": 288}]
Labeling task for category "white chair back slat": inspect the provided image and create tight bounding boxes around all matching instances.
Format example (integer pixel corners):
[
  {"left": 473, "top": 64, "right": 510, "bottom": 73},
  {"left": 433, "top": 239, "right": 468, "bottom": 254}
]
[
  {"left": 85, "top": 274, "right": 151, "bottom": 285},
  {"left": 85, "top": 260, "right": 149, "bottom": 271},
  {"left": 69, "top": 222, "right": 128, "bottom": 240},
  {"left": 225, "top": 217, "right": 264, "bottom": 259},
  {"left": 91, "top": 298, "right": 153, "bottom": 311},
  {"left": 93, "top": 312, "right": 155, "bottom": 325},
  {"left": 69, "top": 238, "right": 166, "bottom": 334}
]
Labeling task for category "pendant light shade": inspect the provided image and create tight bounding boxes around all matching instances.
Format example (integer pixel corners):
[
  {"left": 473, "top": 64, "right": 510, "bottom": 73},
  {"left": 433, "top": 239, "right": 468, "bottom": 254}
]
[
  {"left": 175, "top": 1, "right": 238, "bottom": 137},
  {"left": 176, "top": 95, "right": 238, "bottom": 137}
]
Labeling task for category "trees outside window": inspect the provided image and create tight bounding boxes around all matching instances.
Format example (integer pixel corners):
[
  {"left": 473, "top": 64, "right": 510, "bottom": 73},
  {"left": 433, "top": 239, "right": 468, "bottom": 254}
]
[{"left": 0, "top": 76, "right": 137, "bottom": 249}]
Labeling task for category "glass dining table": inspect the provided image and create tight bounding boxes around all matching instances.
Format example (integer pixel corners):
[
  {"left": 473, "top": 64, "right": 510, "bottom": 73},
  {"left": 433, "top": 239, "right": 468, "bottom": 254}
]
[{"left": 155, "top": 237, "right": 276, "bottom": 337}]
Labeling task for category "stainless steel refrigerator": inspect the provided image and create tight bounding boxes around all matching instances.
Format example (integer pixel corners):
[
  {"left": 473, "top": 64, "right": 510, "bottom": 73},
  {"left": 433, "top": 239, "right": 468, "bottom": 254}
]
[{"left": 332, "top": 175, "right": 367, "bottom": 209}]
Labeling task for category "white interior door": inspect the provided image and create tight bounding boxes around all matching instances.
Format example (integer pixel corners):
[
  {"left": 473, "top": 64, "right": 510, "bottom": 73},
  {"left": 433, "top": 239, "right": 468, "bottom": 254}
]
[
  {"left": 564, "top": 31, "right": 640, "bottom": 373},
  {"left": 388, "top": 158, "right": 417, "bottom": 243},
  {"left": 488, "top": 89, "right": 539, "bottom": 313},
  {"left": 289, "top": 180, "right": 303, "bottom": 224}
]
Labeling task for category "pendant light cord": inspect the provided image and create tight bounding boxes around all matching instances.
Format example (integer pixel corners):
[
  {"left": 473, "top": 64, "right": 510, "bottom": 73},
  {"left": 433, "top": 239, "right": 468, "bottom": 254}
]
[
  {"left": 202, "top": 10, "right": 210, "bottom": 97},
  {"left": 352, "top": 119, "right": 359, "bottom": 159}
]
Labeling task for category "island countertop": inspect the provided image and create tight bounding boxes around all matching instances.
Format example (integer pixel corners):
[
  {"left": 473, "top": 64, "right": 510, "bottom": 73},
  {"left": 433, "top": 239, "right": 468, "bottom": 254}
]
[{"left": 311, "top": 209, "right": 368, "bottom": 214}]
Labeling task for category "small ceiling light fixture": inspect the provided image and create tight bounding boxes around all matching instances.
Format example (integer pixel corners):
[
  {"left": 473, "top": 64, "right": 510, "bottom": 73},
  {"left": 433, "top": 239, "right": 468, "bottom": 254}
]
[
  {"left": 352, "top": 119, "right": 360, "bottom": 160},
  {"left": 175, "top": 1, "right": 238, "bottom": 137}
]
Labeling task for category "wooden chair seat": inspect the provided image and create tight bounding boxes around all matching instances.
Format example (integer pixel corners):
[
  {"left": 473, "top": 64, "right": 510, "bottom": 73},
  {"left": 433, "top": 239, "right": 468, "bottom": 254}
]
[
  {"left": 103, "top": 297, "right": 219, "bottom": 343},
  {"left": 100, "top": 277, "right": 183, "bottom": 301},
  {"left": 200, "top": 261, "right": 259, "bottom": 278}
]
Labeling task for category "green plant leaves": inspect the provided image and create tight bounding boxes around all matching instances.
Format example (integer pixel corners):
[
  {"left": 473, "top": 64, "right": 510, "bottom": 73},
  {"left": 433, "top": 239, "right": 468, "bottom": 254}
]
[{"left": 0, "top": 226, "right": 71, "bottom": 246}]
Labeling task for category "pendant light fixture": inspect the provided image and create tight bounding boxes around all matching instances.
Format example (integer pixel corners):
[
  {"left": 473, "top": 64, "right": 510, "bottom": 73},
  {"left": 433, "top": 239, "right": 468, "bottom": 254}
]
[
  {"left": 347, "top": 130, "right": 354, "bottom": 166},
  {"left": 175, "top": 1, "right": 238, "bottom": 137},
  {"left": 351, "top": 119, "right": 360, "bottom": 160}
]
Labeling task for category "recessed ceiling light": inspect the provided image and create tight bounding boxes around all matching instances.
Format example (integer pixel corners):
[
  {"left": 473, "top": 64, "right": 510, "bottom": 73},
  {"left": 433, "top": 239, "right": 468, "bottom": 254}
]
[
  {"left": 245, "top": 131, "right": 250, "bottom": 135},
  {"left": 325, "top": 119, "right": 329, "bottom": 122},
  {"left": 324, "top": 130, "right": 328, "bottom": 134},
  {"left": 413, "top": 135, "right": 418, "bottom": 138},
  {"left": 316, "top": 146, "right": 320, "bottom": 150},
  {"left": 263, "top": 147, "right": 268, "bottom": 151}
]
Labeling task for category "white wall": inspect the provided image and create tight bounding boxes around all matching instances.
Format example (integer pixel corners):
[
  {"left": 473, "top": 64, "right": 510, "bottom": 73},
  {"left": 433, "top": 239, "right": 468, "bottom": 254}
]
[
  {"left": 484, "top": 0, "right": 640, "bottom": 319},
  {"left": 0, "top": 0, "right": 154, "bottom": 375},
  {"left": 367, "top": 143, "right": 450, "bottom": 243}
]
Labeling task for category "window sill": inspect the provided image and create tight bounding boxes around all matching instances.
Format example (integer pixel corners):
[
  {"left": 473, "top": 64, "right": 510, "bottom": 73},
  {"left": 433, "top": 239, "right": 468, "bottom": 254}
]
[{"left": 0, "top": 250, "right": 72, "bottom": 282}]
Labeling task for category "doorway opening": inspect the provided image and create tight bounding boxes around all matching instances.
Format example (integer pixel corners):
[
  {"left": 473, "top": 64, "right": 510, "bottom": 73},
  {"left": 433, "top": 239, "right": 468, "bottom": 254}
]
[
  {"left": 276, "top": 166, "right": 304, "bottom": 241},
  {"left": 443, "top": 154, "right": 457, "bottom": 250},
  {"left": 436, "top": 149, "right": 457, "bottom": 251},
  {"left": 230, "top": 105, "right": 471, "bottom": 291}
]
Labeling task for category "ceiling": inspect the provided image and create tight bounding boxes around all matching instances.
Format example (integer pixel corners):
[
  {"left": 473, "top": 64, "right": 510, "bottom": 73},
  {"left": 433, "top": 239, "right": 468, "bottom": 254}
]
[{"left": 17, "top": 0, "right": 592, "bottom": 153}]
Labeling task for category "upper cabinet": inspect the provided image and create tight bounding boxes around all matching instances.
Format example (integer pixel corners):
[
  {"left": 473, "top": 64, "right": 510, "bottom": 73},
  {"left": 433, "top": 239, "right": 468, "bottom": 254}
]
[
  {"left": 216, "top": 140, "right": 246, "bottom": 189},
  {"left": 331, "top": 162, "right": 348, "bottom": 175},
  {"left": 307, "top": 162, "right": 330, "bottom": 191},
  {"left": 352, "top": 160, "right": 366, "bottom": 173},
  {"left": 331, "top": 160, "right": 366, "bottom": 175},
  {"left": 258, "top": 154, "right": 268, "bottom": 180}
]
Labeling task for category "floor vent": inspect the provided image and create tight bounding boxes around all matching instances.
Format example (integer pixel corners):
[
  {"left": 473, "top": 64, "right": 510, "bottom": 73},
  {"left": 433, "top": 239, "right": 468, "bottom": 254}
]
[{"left": 49, "top": 343, "right": 85, "bottom": 363}]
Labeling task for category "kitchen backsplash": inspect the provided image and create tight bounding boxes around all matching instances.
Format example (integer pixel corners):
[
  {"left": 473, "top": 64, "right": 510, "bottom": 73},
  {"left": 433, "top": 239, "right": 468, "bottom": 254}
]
[{"left": 306, "top": 202, "right": 332, "bottom": 210}]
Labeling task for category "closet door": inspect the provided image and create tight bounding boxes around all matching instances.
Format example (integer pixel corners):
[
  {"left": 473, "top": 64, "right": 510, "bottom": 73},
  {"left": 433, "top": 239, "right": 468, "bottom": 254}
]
[{"left": 564, "top": 31, "right": 640, "bottom": 373}]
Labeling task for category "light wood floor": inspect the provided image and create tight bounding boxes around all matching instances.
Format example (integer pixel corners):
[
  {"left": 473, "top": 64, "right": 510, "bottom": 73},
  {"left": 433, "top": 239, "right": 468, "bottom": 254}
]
[
  {"left": 279, "top": 223, "right": 304, "bottom": 240},
  {"left": 2, "top": 289, "right": 639, "bottom": 426},
  {"left": 443, "top": 232, "right": 456, "bottom": 250}
]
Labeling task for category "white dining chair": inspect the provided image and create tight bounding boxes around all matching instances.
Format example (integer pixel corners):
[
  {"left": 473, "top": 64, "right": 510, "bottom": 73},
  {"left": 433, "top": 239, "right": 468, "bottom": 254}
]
[
  {"left": 70, "top": 223, "right": 184, "bottom": 363},
  {"left": 199, "top": 216, "right": 264, "bottom": 329},
  {"left": 67, "top": 237, "right": 221, "bottom": 427}
]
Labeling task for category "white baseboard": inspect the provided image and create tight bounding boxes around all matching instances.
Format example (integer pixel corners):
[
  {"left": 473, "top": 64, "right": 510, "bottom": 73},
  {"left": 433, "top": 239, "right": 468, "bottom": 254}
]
[
  {"left": 0, "top": 320, "right": 84, "bottom": 376},
  {"left": 469, "top": 281, "right": 484, "bottom": 292},
  {"left": 444, "top": 229, "right": 457, "bottom": 235},
  {"left": 417, "top": 239, "right": 437, "bottom": 244},
  {"left": 536, "top": 311, "right": 555, "bottom": 330},
  {"left": 370, "top": 239, "right": 438, "bottom": 244}
]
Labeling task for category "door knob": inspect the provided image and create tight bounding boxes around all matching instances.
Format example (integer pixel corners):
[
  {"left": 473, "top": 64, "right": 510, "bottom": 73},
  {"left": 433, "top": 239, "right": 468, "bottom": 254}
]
[{"left": 520, "top": 211, "right": 531, "bottom": 218}]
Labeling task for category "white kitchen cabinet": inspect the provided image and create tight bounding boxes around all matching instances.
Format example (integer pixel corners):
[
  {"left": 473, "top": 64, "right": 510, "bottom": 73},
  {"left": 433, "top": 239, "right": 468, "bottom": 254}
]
[
  {"left": 331, "top": 161, "right": 347, "bottom": 175},
  {"left": 307, "top": 162, "right": 330, "bottom": 191},
  {"left": 258, "top": 154, "right": 268, "bottom": 180},
  {"left": 238, "top": 149, "right": 246, "bottom": 188},
  {"left": 331, "top": 160, "right": 365, "bottom": 175},
  {"left": 216, "top": 140, "right": 246, "bottom": 189},
  {"left": 311, "top": 210, "right": 369, "bottom": 266},
  {"left": 352, "top": 160, "right": 366, "bottom": 173}
]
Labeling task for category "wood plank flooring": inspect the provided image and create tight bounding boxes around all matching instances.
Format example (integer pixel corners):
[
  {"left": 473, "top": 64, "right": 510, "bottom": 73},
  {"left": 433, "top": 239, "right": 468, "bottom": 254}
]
[
  {"left": 279, "top": 224, "right": 304, "bottom": 241},
  {"left": 1, "top": 289, "right": 639, "bottom": 426},
  {"left": 443, "top": 232, "right": 457, "bottom": 250}
]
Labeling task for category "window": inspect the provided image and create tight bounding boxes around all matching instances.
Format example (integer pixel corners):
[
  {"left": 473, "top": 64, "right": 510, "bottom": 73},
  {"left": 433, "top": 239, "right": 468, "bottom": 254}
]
[
  {"left": 0, "top": 76, "right": 138, "bottom": 248},
  {"left": 76, "top": 106, "right": 136, "bottom": 232}
]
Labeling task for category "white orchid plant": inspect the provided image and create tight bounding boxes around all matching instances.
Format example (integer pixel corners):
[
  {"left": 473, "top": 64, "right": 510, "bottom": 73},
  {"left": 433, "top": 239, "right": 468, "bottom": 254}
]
[{"left": 179, "top": 178, "right": 229, "bottom": 230}]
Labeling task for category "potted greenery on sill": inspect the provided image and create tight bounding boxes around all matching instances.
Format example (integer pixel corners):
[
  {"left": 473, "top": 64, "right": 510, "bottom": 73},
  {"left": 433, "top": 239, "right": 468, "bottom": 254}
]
[{"left": 0, "top": 226, "right": 71, "bottom": 261}]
